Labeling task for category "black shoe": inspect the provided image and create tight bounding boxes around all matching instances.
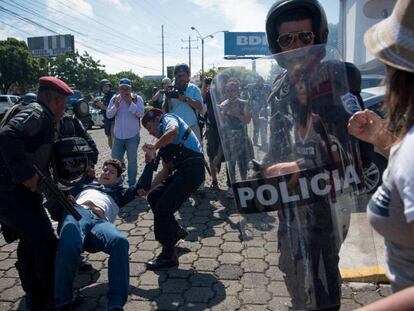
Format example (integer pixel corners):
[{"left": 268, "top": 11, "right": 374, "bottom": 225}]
[
  {"left": 55, "top": 293, "right": 84, "bottom": 311},
  {"left": 146, "top": 253, "right": 178, "bottom": 270},
  {"left": 24, "top": 291, "right": 55, "bottom": 311},
  {"left": 173, "top": 227, "right": 188, "bottom": 245}
]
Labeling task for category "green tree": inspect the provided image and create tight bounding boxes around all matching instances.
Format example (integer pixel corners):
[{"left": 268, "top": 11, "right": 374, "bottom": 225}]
[
  {"left": 108, "top": 71, "right": 161, "bottom": 101},
  {"left": 50, "top": 51, "right": 106, "bottom": 94},
  {"left": 203, "top": 68, "right": 218, "bottom": 80},
  {"left": 0, "top": 38, "right": 39, "bottom": 94}
]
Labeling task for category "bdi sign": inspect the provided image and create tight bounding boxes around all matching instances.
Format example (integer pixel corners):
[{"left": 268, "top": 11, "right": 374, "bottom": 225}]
[{"left": 224, "top": 32, "right": 270, "bottom": 57}]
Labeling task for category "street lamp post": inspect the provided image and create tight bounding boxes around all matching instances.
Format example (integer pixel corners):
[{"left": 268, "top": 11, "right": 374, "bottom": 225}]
[{"left": 190, "top": 27, "right": 227, "bottom": 80}]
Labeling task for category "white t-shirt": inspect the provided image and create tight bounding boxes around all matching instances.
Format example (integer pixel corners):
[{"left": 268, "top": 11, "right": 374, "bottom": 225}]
[
  {"left": 368, "top": 126, "right": 414, "bottom": 292},
  {"left": 76, "top": 189, "right": 119, "bottom": 223}
]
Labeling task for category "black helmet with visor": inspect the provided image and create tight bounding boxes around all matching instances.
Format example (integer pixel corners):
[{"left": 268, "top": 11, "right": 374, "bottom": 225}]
[{"left": 265, "top": 0, "right": 328, "bottom": 54}]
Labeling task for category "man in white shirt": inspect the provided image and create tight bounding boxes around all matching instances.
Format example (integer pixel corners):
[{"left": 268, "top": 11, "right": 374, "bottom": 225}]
[
  {"left": 54, "top": 159, "right": 149, "bottom": 311},
  {"left": 107, "top": 78, "right": 145, "bottom": 187}
]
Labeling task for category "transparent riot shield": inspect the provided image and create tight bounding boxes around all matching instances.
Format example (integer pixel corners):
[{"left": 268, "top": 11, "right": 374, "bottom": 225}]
[{"left": 210, "top": 45, "right": 381, "bottom": 310}]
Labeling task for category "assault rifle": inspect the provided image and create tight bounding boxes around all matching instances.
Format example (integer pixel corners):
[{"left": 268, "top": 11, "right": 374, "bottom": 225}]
[{"left": 33, "top": 165, "right": 82, "bottom": 221}]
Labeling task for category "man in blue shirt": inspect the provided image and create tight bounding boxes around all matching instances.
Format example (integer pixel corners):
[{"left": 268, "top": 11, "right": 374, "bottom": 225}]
[
  {"left": 141, "top": 108, "right": 205, "bottom": 269},
  {"left": 163, "top": 64, "right": 206, "bottom": 142}
]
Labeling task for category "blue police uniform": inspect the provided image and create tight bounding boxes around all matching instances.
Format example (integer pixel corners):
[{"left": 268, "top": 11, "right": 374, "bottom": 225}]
[{"left": 147, "top": 113, "right": 205, "bottom": 267}]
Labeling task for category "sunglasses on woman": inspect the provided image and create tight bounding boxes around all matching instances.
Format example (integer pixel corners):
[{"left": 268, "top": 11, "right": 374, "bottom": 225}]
[{"left": 277, "top": 31, "right": 315, "bottom": 48}]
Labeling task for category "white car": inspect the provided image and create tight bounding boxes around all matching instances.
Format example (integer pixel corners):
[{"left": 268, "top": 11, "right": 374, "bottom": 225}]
[
  {"left": 89, "top": 106, "right": 104, "bottom": 128},
  {"left": 361, "top": 74, "right": 385, "bottom": 89},
  {"left": 0, "top": 95, "right": 20, "bottom": 119},
  {"left": 360, "top": 86, "right": 387, "bottom": 193}
]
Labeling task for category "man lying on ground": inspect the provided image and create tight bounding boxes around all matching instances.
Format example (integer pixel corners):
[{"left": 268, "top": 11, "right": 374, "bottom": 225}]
[{"left": 54, "top": 159, "right": 154, "bottom": 311}]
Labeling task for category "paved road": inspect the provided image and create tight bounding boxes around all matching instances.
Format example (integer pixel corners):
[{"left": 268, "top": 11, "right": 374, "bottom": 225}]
[{"left": 0, "top": 127, "right": 391, "bottom": 310}]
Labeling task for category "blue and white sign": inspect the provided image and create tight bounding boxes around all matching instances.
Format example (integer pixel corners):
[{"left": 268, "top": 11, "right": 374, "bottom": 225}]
[{"left": 224, "top": 32, "right": 270, "bottom": 57}]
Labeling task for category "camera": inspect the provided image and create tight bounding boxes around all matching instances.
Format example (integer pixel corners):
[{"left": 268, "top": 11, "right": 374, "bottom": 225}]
[
  {"left": 205, "top": 77, "right": 212, "bottom": 85},
  {"left": 164, "top": 87, "right": 183, "bottom": 99}
]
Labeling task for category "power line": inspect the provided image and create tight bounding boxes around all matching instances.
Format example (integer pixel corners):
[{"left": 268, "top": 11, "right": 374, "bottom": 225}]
[
  {"left": 0, "top": 19, "right": 35, "bottom": 36},
  {"left": 51, "top": 0, "right": 155, "bottom": 51},
  {"left": 17, "top": 0, "right": 185, "bottom": 60},
  {"left": 1, "top": 0, "right": 152, "bottom": 57},
  {"left": 0, "top": 1, "right": 160, "bottom": 71},
  {"left": 0, "top": 5, "right": 159, "bottom": 73},
  {"left": 0, "top": 5, "right": 58, "bottom": 34}
]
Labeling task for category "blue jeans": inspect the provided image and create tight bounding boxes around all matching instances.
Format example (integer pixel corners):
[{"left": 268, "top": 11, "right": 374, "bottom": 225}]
[
  {"left": 55, "top": 206, "right": 129, "bottom": 310},
  {"left": 111, "top": 133, "right": 140, "bottom": 187}
]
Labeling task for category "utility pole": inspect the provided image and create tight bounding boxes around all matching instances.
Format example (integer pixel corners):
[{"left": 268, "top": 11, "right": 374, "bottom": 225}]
[
  {"left": 181, "top": 36, "right": 198, "bottom": 73},
  {"left": 161, "top": 24, "right": 165, "bottom": 76}
]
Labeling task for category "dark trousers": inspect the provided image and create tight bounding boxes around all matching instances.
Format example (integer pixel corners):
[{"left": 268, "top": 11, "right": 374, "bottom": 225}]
[
  {"left": 309, "top": 228, "right": 341, "bottom": 309},
  {"left": 147, "top": 158, "right": 205, "bottom": 254},
  {"left": 0, "top": 186, "right": 57, "bottom": 307},
  {"left": 252, "top": 113, "right": 267, "bottom": 147},
  {"left": 278, "top": 208, "right": 341, "bottom": 311}
]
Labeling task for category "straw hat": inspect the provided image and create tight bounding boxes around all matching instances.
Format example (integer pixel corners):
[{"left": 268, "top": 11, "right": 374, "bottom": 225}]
[{"left": 364, "top": 0, "right": 414, "bottom": 73}]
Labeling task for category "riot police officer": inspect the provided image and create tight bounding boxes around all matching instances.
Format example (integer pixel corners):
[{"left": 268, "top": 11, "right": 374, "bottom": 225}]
[
  {"left": 141, "top": 108, "right": 205, "bottom": 269},
  {"left": 0, "top": 76, "right": 73, "bottom": 310},
  {"left": 263, "top": 1, "right": 367, "bottom": 310}
]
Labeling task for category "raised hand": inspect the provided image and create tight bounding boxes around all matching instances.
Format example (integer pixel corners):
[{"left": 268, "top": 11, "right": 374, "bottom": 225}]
[
  {"left": 348, "top": 109, "right": 385, "bottom": 145},
  {"left": 114, "top": 96, "right": 121, "bottom": 109}
]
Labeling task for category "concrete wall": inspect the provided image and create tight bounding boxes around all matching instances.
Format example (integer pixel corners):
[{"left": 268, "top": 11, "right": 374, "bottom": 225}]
[{"left": 338, "top": 0, "right": 396, "bottom": 66}]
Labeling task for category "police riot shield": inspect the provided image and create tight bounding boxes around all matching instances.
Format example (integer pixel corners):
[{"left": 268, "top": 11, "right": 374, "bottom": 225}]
[{"left": 210, "top": 45, "right": 380, "bottom": 310}]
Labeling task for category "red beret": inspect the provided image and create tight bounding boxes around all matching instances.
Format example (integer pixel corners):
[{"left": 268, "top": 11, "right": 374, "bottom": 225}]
[{"left": 38, "top": 76, "right": 74, "bottom": 96}]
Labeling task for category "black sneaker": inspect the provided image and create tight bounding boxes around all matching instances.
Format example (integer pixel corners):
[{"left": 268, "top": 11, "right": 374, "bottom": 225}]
[{"left": 146, "top": 252, "right": 178, "bottom": 270}]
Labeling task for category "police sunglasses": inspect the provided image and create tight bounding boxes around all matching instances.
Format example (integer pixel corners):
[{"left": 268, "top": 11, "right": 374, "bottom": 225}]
[{"left": 277, "top": 31, "right": 315, "bottom": 48}]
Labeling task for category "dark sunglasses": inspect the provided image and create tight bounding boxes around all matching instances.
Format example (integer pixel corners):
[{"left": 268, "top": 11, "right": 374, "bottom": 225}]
[{"left": 277, "top": 31, "right": 315, "bottom": 48}]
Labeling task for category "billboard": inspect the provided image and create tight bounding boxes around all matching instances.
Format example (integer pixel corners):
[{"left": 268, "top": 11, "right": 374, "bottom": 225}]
[
  {"left": 224, "top": 32, "right": 270, "bottom": 58},
  {"left": 27, "top": 34, "right": 75, "bottom": 57}
]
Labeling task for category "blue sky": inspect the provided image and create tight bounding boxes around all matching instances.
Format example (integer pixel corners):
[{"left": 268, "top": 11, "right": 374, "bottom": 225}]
[{"left": 0, "top": 0, "right": 339, "bottom": 77}]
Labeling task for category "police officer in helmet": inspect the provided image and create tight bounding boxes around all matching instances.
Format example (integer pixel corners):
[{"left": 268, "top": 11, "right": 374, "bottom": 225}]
[
  {"left": 0, "top": 76, "right": 73, "bottom": 310},
  {"left": 263, "top": 1, "right": 367, "bottom": 310}
]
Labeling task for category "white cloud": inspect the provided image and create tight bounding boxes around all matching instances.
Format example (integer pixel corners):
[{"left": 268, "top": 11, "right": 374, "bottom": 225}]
[
  {"left": 205, "top": 37, "right": 222, "bottom": 50},
  {"left": 188, "top": 0, "right": 267, "bottom": 31},
  {"left": 76, "top": 41, "right": 166, "bottom": 75},
  {"left": 130, "top": 25, "right": 141, "bottom": 33},
  {"left": 0, "top": 19, "right": 38, "bottom": 40},
  {"left": 46, "top": 0, "right": 94, "bottom": 18},
  {"left": 105, "top": 0, "right": 132, "bottom": 12}
]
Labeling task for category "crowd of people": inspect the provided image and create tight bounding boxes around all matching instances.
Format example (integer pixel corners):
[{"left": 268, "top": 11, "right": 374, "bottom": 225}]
[{"left": 0, "top": 0, "right": 413, "bottom": 310}]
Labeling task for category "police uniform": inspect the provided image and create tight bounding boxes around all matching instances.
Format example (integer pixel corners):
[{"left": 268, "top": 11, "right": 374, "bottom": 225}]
[
  {"left": 265, "top": 60, "right": 358, "bottom": 310},
  {"left": 0, "top": 77, "right": 73, "bottom": 309},
  {"left": 45, "top": 114, "right": 99, "bottom": 222},
  {"left": 102, "top": 90, "right": 116, "bottom": 137},
  {"left": 147, "top": 113, "right": 205, "bottom": 268}
]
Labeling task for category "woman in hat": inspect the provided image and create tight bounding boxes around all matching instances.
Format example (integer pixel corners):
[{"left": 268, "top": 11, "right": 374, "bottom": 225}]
[{"left": 348, "top": 0, "right": 414, "bottom": 294}]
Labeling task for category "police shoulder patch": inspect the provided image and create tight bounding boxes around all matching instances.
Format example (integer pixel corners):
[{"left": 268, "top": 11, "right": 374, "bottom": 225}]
[
  {"left": 340, "top": 92, "right": 362, "bottom": 115},
  {"left": 30, "top": 102, "right": 43, "bottom": 119}
]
